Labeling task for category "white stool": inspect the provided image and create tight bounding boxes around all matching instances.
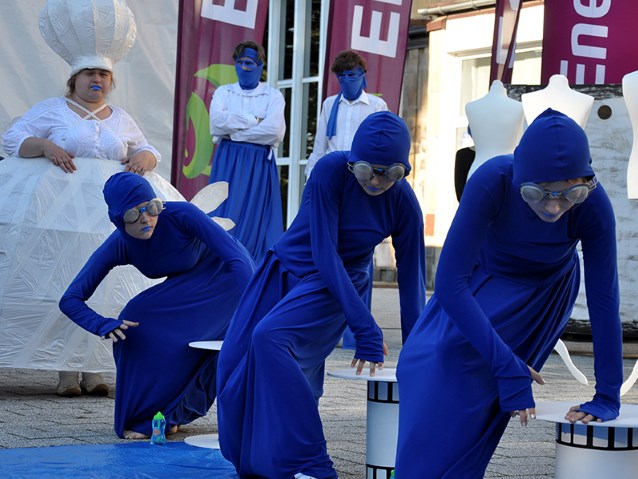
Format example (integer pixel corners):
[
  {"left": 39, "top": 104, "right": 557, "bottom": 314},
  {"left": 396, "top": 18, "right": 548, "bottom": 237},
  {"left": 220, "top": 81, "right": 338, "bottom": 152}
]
[
  {"left": 183, "top": 340, "right": 224, "bottom": 449},
  {"left": 328, "top": 368, "right": 398, "bottom": 479},
  {"left": 536, "top": 401, "right": 638, "bottom": 479}
]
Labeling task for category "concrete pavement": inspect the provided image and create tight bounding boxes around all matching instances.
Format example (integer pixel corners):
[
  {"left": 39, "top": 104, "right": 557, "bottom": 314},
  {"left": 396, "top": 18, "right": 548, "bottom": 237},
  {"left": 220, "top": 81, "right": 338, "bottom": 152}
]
[{"left": 1, "top": 286, "right": 638, "bottom": 478}]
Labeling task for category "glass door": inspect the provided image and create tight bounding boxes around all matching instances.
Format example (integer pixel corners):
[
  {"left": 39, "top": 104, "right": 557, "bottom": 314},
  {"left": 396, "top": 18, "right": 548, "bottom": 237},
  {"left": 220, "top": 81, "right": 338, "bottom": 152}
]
[{"left": 268, "top": 0, "right": 327, "bottom": 226}]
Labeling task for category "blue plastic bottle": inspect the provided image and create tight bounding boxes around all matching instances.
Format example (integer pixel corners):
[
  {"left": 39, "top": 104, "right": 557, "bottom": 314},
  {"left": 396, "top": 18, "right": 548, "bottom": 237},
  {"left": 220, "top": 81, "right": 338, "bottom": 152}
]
[{"left": 150, "top": 411, "right": 166, "bottom": 445}]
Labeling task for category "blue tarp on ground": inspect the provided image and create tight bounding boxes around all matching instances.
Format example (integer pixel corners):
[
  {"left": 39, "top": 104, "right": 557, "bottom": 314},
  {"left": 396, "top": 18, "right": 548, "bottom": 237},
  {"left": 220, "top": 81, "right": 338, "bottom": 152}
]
[{"left": 0, "top": 442, "right": 240, "bottom": 478}]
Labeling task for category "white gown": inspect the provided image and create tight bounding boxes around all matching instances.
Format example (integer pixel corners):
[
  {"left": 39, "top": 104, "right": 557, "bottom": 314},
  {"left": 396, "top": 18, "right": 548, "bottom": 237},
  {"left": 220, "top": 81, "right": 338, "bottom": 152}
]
[{"left": 0, "top": 98, "right": 184, "bottom": 372}]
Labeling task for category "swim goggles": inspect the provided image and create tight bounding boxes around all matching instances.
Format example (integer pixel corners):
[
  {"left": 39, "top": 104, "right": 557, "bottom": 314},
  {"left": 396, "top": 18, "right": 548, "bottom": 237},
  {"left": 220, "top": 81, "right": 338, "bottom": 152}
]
[
  {"left": 348, "top": 161, "right": 406, "bottom": 183},
  {"left": 123, "top": 198, "right": 164, "bottom": 223},
  {"left": 520, "top": 177, "right": 597, "bottom": 205}
]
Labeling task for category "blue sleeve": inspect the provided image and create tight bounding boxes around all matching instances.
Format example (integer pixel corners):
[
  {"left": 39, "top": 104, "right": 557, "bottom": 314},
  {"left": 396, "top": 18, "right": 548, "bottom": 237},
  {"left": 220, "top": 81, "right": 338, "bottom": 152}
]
[
  {"left": 175, "top": 203, "right": 255, "bottom": 291},
  {"left": 576, "top": 186, "right": 622, "bottom": 421},
  {"left": 391, "top": 184, "right": 427, "bottom": 342},
  {"left": 435, "top": 164, "right": 533, "bottom": 412},
  {"left": 59, "top": 233, "right": 127, "bottom": 337},
  {"left": 308, "top": 158, "right": 384, "bottom": 363}
]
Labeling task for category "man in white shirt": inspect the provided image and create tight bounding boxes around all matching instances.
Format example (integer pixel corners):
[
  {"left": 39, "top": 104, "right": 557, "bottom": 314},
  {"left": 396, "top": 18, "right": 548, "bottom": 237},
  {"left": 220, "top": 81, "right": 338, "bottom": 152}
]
[{"left": 305, "top": 50, "right": 388, "bottom": 178}]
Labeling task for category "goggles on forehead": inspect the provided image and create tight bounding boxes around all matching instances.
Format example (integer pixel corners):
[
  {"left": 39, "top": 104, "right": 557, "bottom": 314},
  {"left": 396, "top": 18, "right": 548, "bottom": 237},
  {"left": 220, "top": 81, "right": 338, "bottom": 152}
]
[
  {"left": 123, "top": 198, "right": 164, "bottom": 224},
  {"left": 520, "top": 177, "right": 597, "bottom": 205},
  {"left": 348, "top": 161, "right": 406, "bottom": 183}
]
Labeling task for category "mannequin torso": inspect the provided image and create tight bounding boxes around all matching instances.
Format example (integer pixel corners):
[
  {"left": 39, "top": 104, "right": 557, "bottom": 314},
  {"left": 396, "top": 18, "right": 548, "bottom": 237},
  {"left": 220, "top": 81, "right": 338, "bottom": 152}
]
[
  {"left": 623, "top": 70, "right": 638, "bottom": 199},
  {"left": 466, "top": 80, "right": 525, "bottom": 180},
  {"left": 521, "top": 74, "right": 594, "bottom": 128}
]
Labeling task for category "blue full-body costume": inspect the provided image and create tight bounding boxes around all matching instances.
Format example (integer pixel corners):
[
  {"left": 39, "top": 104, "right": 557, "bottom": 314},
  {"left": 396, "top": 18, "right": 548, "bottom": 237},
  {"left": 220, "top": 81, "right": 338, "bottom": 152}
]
[
  {"left": 395, "top": 110, "right": 623, "bottom": 478},
  {"left": 216, "top": 112, "right": 426, "bottom": 479},
  {"left": 59, "top": 172, "right": 254, "bottom": 437}
]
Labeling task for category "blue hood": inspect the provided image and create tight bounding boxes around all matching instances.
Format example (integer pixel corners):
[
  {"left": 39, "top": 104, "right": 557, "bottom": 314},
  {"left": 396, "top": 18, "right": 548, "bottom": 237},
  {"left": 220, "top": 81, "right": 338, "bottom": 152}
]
[
  {"left": 349, "top": 111, "right": 412, "bottom": 175},
  {"left": 513, "top": 108, "right": 593, "bottom": 186},
  {"left": 103, "top": 172, "right": 157, "bottom": 232}
]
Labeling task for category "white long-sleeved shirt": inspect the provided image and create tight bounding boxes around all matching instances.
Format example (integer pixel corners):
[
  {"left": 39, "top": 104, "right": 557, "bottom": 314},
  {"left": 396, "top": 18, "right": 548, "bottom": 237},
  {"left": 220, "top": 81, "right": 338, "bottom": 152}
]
[
  {"left": 209, "top": 82, "right": 285, "bottom": 149},
  {"left": 2, "top": 97, "right": 160, "bottom": 162},
  {"left": 305, "top": 91, "right": 387, "bottom": 177}
]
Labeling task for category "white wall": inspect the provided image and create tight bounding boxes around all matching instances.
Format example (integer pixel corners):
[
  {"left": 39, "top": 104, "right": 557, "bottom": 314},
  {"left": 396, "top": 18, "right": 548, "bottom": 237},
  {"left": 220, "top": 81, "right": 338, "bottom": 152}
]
[
  {"left": 0, "top": 1, "right": 178, "bottom": 181},
  {"left": 422, "top": 5, "right": 544, "bottom": 246},
  {"left": 423, "top": 5, "right": 638, "bottom": 324}
]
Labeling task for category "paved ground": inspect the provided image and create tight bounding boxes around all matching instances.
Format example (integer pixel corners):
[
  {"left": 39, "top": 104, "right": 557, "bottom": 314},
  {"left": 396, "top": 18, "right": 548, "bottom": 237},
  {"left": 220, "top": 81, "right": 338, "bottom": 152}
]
[{"left": 1, "top": 286, "right": 638, "bottom": 478}]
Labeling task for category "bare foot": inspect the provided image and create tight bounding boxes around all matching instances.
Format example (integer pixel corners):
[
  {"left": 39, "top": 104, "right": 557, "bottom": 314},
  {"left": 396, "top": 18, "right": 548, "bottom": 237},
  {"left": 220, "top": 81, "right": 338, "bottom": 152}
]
[
  {"left": 167, "top": 425, "right": 179, "bottom": 435},
  {"left": 123, "top": 430, "right": 150, "bottom": 440}
]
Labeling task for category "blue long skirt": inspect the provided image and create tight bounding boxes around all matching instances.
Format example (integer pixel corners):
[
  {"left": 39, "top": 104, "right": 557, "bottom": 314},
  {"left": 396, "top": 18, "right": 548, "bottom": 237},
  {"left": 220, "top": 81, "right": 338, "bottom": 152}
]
[
  {"left": 395, "top": 265, "right": 579, "bottom": 478},
  {"left": 112, "top": 252, "right": 244, "bottom": 437},
  {"left": 209, "top": 140, "right": 284, "bottom": 263},
  {"left": 217, "top": 252, "right": 369, "bottom": 479}
]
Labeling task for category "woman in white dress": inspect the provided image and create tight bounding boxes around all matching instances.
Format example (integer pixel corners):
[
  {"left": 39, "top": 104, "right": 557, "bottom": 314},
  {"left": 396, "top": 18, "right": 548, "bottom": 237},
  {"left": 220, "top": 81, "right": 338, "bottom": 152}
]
[
  {"left": 0, "top": 0, "right": 184, "bottom": 397},
  {"left": 2, "top": 68, "right": 159, "bottom": 175}
]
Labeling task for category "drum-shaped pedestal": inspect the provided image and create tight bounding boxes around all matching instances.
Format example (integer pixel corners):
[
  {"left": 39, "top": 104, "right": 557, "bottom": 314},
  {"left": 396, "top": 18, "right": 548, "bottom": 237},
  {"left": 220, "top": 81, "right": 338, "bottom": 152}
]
[
  {"left": 328, "top": 368, "right": 398, "bottom": 479},
  {"left": 537, "top": 401, "right": 638, "bottom": 479}
]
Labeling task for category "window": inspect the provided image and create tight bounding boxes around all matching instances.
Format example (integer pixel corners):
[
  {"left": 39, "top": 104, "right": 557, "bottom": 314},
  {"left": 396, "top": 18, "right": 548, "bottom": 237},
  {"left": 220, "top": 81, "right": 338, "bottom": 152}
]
[{"left": 268, "top": 0, "right": 325, "bottom": 226}]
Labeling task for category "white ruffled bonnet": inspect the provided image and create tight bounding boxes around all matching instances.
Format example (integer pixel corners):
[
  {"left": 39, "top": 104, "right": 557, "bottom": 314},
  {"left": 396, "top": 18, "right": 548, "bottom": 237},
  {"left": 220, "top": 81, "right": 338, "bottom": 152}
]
[{"left": 39, "top": 0, "right": 137, "bottom": 77}]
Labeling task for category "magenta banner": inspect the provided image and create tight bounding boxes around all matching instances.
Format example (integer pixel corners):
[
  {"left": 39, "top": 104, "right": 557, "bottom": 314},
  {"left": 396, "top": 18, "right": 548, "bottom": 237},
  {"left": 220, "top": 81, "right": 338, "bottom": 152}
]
[
  {"left": 541, "top": 1, "right": 638, "bottom": 85},
  {"left": 489, "top": 0, "right": 522, "bottom": 84},
  {"left": 323, "top": 0, "right": 413, "bottom": 113},
  {"left": 171, "top": 0, "right": 268, "bottom": 200}
]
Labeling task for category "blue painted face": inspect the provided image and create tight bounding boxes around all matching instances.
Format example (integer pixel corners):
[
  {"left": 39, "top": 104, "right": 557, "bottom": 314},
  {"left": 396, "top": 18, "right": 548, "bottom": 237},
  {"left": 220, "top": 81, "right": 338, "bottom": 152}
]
[
  {"left": 103, "top": 172, "right": 157, "bottom": 233},
  {"left": 337, "top": 68, "right": 366, "bottom": 100},
  {"left": 234, "top": 48, "right": 264, "bottom": 90},
  {"left": 123, "top": 200, "right": 161, "bottom": 239}
]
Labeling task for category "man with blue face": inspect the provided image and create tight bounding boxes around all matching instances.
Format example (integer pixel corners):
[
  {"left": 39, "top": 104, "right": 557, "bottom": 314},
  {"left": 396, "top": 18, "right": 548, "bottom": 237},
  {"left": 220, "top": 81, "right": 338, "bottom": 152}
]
[
  {"left": 305, "top": 50, "right": 388, "bottom": 178},
  {"left": 208, "top": 41, "right": 286, "bottom": 263}
]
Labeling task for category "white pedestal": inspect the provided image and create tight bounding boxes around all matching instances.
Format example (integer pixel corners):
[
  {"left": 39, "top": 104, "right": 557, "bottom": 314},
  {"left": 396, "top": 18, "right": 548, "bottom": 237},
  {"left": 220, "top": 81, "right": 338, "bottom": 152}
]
[
  {"left": 536, "top": 401, "right": 638, "bottom": 479},
  {"left": 188, "top": 340, "right": 223, "bottom": 351},
  {"left": 328, "top": 368, "right": 398, "bottom": 479},
  {"left": 184, "top": 433, "right": 220, "bottom": 449},
  {"left": 183, "top": 340, "right": 224, "bottom": 449}
]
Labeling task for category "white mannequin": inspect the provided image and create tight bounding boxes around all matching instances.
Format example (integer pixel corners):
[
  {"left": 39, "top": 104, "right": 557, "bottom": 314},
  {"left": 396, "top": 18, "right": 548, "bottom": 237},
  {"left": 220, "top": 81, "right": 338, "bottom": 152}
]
[
  {"left": 623, "top": 70, "right": 638, "bottom": 199},
  {"left": 466, "top": 80, "right": 525, "bottom": 179},
  {"left": 521, "top": 74, "right": 594, "bottom": 128}
]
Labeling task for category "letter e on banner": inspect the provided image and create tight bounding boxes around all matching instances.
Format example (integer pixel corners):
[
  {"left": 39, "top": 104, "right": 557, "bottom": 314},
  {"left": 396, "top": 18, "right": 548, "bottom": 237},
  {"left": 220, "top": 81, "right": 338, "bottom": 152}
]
[
  {"left": 542, "top": 1, "right": 638, "bottom": 84},
  {"left": 351, "top": 1, "right": 402, "bottom": 58},
  {"left": 324, "top": 0, "right": 413, "bottom": 112},
  {"left": 201, "top": 0, "right": 258, "bottom": 29}
]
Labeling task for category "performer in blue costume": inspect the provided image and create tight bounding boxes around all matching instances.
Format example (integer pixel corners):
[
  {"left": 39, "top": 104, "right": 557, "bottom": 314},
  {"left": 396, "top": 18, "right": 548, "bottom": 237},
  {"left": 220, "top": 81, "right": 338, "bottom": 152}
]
[
  {"left": 216, "top": 111, "right": 426, "bottom": 479},
  {"left": 59, "top": 172, "right": 254, "bottom": 439},
  {"left": 208, "top": 41, "right": 286, "bottom": 262},
  {"left": 395, "top": 109, "right": 623, "bottom": 478},
  {"left": 306, "top": 49, "right": 389, "bottom": 351}
]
